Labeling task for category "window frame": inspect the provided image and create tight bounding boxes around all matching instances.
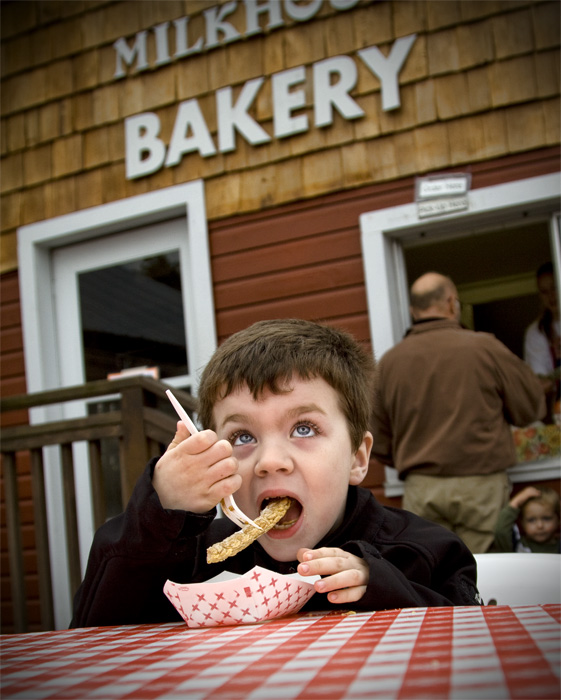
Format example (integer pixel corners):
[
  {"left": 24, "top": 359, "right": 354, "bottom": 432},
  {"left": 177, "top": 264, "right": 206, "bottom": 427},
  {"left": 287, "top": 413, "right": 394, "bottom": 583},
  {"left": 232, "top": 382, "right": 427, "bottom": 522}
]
[{"left": 360, "top": 172, "right": 561, "bottom": 498}]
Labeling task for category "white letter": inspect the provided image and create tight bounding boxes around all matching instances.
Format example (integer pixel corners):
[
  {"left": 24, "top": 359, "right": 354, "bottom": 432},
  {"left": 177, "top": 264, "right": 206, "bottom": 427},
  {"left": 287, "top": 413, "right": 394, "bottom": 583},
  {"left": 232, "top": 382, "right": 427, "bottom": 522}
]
[
  {"left": 284, "top": 0, "right": 322, "bottom": 21},
  {"left": 216, "top": 78, "right": 271, "bottom": 152},
  {"left": 272, "top": 66, "right": 308, "bottom": 138},
  {"left": 174, "top": 16, "right": 203, "bottom": 57},
  {"left": 154, "top": 22, "right": 171, "bottom": 67},
  {"left": 329, "top": 0, "right": 361, "bottom": 9},
  {"left": 313, "top": 55, "right": 364, "bottom": 127},
  {"left": 125, "top": 113, "right": 166, "bottom": 179},
  {"left": 204, "top": 1, "right": 240, "bottom": 49},
  {"left": 113, "top": 32, "right": 148, "bottom": 79},
  {"left": 165, "top": 100, "right": 217, "bottom": 166},
  {"left": 244, "top": 0, "right": 284, "bottom": 36},
  {"left": 357, "top": 35, "right": 416, "bottom": 111}
]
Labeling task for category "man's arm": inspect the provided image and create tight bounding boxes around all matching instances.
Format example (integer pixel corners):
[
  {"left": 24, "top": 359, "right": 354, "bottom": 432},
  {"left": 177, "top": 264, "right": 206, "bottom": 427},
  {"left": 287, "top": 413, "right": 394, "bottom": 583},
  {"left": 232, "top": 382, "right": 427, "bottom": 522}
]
[
  {"left": 494, "top": 341, "right": 547, "bottom": 426},
  {"left": 369, "top": 377, "right": 395, "bottom": 466}
]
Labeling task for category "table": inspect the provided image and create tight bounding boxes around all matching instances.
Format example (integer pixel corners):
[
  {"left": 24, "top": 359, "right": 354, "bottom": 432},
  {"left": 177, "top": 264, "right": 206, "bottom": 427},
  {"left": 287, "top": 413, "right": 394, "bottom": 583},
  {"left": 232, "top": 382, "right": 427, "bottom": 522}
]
[{"left": 1, "top": 605, "right": 560, "bottom": 699}]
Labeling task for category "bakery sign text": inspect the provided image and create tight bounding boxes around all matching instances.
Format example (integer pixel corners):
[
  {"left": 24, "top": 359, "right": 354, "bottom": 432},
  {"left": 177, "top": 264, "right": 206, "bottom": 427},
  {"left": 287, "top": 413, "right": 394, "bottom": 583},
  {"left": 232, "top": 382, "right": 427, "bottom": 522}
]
[{"left": 115, "top": 0, "right": 416, "bottom": 180}]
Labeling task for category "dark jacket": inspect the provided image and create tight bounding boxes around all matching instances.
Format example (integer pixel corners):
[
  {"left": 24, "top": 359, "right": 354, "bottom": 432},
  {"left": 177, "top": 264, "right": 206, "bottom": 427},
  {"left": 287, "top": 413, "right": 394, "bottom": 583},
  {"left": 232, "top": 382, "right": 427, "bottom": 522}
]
[{"left": 71, "top": 459, "right": 480, "bottom": 628}]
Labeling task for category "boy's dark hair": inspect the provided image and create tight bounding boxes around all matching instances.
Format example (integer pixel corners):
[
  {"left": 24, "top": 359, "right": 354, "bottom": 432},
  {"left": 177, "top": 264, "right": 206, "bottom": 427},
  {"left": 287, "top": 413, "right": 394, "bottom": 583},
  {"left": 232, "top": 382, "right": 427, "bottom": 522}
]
[{"left": 197, "top": 319, "right": 375, "bottom": 451}]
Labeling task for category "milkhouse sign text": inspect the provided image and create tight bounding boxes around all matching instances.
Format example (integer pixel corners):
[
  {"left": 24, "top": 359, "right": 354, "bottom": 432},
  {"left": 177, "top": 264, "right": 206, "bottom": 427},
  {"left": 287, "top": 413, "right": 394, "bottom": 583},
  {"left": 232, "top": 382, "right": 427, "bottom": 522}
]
[{"left": 115, "top": 0, "right": 416, "bottom": 179}]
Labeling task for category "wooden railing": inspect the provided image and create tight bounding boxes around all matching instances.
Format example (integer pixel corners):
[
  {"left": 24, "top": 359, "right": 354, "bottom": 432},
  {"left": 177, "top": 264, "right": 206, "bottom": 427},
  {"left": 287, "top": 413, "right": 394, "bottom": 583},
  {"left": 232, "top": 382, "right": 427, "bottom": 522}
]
[{"left": 0, "top": 376, "right": 197, "bottom": 633}]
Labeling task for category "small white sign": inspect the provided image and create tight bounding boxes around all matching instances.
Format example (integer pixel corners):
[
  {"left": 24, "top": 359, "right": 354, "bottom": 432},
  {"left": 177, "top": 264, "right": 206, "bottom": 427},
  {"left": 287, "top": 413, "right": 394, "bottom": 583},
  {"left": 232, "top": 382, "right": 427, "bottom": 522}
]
[
  {"left": 418, "top": 196, "right": 469, "bottom": 218},
  {"left": 416, "top": 174, "right": 471, "bottom": 200}
]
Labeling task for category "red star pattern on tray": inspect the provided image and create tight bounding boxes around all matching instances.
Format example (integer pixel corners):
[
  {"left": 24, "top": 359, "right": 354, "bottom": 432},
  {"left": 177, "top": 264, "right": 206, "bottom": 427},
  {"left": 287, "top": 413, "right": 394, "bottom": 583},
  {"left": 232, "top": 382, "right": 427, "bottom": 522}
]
[{"left": 164, "top": 566, "right": 317, "bottom": 627}]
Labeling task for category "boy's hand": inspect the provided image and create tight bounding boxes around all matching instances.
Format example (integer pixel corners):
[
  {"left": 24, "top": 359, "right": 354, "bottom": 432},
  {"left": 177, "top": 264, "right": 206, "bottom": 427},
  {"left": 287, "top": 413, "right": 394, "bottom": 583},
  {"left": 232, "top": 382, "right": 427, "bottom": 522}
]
[
  {"left": 153, "top": 422, "right": 242, "bottom": 513},
  {"left": 296, "top": 547, "right": 368, "bottom": 604},
  {"left": 509, "top": 486, "right": 541, "bottom": 510}
]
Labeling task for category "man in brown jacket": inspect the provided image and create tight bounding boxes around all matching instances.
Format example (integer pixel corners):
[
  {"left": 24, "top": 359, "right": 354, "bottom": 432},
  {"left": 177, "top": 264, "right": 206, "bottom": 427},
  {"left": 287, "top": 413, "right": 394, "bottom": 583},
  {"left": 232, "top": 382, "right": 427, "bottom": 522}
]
[{"left": 370, "top": 272, "right": 546, "bottom": 553}]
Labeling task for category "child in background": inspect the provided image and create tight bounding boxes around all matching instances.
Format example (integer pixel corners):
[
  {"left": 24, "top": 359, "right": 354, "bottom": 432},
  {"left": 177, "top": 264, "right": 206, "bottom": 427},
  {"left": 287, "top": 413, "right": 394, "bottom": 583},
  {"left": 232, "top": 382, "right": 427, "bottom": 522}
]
[
  {"left": 71, "top": 319, "right": 480, "bottom": 628},
  {"left": 494, "top": 486, "right": 560, "bottom": 553}
]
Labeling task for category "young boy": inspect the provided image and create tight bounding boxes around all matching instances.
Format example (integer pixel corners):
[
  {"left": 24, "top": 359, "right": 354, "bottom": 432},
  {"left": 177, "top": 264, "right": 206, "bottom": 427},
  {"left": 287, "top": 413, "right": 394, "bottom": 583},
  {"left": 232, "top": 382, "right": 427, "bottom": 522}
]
[
  {"left": 494, "top": 485, "right": 560, "bottom": 553},
  {"left": 71, "top": 319, "right": 479, "bottom": 628}
]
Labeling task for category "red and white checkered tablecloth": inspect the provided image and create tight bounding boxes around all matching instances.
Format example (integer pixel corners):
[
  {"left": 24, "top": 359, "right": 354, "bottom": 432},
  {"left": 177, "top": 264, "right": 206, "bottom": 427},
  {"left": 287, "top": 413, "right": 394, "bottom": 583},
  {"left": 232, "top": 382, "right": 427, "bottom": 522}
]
[{"left": 1, "top": 605, "right": 559, "bottom": 699}]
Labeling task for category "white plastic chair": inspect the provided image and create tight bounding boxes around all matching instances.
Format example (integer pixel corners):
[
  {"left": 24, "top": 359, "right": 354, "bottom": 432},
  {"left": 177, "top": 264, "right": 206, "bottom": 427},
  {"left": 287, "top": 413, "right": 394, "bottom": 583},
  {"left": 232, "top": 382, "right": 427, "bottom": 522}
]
[{"left": 474, "top": 553, "right": 561, "bottom": 605}]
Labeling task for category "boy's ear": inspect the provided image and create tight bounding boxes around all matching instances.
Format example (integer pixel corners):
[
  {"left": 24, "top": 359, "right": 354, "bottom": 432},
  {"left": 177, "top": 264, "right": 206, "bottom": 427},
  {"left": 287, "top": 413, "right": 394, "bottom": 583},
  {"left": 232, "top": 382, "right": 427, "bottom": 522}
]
[{"left": 349, "top": 431, "right": 373, "bottom": 486}]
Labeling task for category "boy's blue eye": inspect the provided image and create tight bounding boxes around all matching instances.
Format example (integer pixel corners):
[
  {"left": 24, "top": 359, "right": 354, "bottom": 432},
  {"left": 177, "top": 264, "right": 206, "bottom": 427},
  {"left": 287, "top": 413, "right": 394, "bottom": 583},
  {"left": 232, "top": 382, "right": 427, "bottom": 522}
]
[
  {"left": 292, "top": 422, "right": 318, "bottom": 438},
  {"left": 231, "top": 431, "right": 254, "bottom": 446}
]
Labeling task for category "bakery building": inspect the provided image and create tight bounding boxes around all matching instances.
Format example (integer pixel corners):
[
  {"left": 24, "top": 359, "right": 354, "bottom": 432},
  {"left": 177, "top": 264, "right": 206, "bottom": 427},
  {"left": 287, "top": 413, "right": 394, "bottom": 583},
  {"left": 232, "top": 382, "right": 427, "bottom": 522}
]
[{"left": 1, "top": 0, "right": 560, "bottom": 631}]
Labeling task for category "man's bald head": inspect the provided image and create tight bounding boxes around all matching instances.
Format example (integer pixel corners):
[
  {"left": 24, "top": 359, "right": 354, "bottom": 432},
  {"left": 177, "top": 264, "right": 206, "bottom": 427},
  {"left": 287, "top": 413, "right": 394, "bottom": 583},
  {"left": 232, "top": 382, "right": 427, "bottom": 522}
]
[{"left": 410, "top": 272, "right": 461, "bottom": 321}]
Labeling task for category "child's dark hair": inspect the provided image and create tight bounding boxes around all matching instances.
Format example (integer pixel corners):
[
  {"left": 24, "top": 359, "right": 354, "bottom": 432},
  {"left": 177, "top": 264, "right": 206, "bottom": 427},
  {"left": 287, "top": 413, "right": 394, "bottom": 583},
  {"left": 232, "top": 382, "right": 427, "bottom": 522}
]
[{"left": 197, "top": 319, "right": 375, "bottom": 451}]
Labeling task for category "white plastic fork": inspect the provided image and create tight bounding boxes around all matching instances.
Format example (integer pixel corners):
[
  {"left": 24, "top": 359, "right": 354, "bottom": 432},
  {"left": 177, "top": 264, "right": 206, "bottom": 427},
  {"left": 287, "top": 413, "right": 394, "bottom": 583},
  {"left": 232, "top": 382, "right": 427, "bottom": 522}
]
[{"left": 165, "top": 389, "right": 262, "bottom": 531}]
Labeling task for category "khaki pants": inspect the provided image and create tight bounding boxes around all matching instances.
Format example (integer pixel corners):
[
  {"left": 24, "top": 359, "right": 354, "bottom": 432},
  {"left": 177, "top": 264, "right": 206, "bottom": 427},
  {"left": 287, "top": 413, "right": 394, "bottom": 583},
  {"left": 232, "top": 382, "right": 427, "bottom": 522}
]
[{"left": 402, "top": 472, "right": 511, "bottom": 554}]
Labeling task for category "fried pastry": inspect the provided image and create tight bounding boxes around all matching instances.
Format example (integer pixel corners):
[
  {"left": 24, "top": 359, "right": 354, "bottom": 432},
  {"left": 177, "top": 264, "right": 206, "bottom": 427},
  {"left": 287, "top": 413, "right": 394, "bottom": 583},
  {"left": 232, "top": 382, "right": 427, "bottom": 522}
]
[{"left": 207, "top": 497, "right": 292, "bottom": 563}]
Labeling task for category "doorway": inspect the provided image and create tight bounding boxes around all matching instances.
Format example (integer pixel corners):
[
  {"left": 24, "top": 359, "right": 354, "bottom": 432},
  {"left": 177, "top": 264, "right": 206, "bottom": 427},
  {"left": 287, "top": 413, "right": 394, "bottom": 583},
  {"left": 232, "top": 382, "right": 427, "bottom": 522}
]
[
  {"left": 53, "top": 218, "right": 201, "bottom": 522},
  {"left": 17, "top": 180, "right": 215, "bottom": 628}
]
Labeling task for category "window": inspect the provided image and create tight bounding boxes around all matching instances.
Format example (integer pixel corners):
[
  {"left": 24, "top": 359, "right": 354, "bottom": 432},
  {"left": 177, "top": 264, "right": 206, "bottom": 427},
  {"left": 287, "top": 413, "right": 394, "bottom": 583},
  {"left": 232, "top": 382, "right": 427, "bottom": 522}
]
[{"left": 360, "top": 173, "right": 560, "bottom": 498}]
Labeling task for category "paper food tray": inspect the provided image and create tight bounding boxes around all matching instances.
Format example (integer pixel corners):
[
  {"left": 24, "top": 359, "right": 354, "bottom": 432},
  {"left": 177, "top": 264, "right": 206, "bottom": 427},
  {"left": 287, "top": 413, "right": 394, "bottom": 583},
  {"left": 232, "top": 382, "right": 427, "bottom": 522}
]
[{"left": 164, "top": 565, "right": 319, "bottom": 628}]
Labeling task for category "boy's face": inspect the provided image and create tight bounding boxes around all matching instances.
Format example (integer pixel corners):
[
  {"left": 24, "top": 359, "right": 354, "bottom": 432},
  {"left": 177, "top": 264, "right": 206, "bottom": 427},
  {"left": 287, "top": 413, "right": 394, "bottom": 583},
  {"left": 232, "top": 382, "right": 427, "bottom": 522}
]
[
  {"left": 521, "top": 502, "right": 559, "bottom": 544},
  {"left": 212, "top": 376, "right": 372, "bottom": 562}
]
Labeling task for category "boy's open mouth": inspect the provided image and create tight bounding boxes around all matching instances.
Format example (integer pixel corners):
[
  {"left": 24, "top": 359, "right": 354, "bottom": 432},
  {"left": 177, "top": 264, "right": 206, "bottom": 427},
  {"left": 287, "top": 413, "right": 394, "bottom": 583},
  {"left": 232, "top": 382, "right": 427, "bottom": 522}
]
[{"left": 261, "top": 497, "right": 302, "bottom": 530}]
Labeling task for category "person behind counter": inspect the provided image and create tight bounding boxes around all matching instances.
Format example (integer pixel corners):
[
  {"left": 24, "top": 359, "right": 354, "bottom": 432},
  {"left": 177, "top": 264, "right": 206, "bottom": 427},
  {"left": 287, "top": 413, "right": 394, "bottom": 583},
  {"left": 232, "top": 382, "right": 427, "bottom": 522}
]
[
  {"left": 524, "top": 262, "right": 560, "bottom": 421},
  {"left": 494, "top": 485, "right": 560, "bottom": 553},
  {"left": 71, "top": 319, "right": 480, "bottom": 628}
]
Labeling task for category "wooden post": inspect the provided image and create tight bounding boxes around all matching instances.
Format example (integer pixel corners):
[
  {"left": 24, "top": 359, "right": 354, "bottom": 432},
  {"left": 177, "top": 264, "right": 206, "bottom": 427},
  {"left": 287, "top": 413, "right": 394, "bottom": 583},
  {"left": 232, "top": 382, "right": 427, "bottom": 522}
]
[
  {"left": 30, "top": 448, "right": 55, "bottom": 630},
  {"left": 88, "top": 439, "right": 106, "bottom": 530},
  {"left": 2, "top": 452, "right": 28, "bottom": 632},
  {"left": 119, "top": 386, "right": 150, "bottom": 506},
  {"left": 60, "top": 443, "right": 82, "bottom": 598}
]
